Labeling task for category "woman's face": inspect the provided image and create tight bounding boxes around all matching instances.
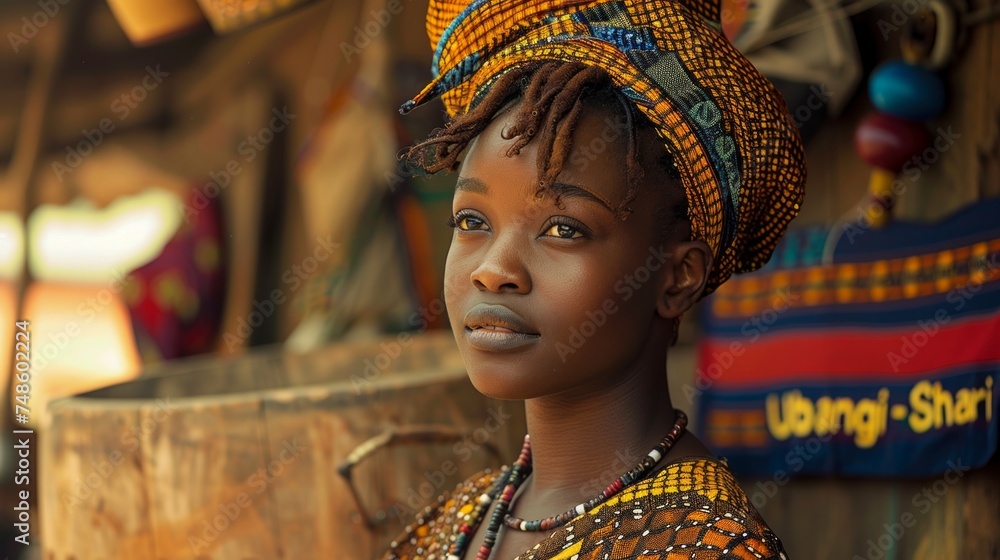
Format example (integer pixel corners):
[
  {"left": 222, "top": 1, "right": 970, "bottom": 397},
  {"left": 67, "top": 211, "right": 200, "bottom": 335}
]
[{"left": 444, "top": 101, "right": 690, "bottom": 400}]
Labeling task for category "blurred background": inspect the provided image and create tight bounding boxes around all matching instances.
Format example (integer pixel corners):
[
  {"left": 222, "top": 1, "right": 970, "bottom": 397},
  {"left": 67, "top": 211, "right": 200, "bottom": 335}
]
[{"left": 0, "top": 0, "right": 997, "bottom": 558}]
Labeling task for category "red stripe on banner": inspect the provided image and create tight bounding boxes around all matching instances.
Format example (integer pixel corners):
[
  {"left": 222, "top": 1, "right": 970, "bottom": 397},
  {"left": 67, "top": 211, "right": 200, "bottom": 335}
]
[{"left": 698, "top": 313, "right": 1000, "bottom": 387}]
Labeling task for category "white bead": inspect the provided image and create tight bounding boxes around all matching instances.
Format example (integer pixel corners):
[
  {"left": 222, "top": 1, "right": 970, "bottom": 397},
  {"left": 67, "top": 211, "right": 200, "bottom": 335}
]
[
  {"left": 575, "top": 504, "right": 586, "bottom": 515},
  {"left": 648, "top": 449, "right": 662, "bottom": 462},
  {"left": 520, "top": 521, "right": 528, "bottom": 531}
]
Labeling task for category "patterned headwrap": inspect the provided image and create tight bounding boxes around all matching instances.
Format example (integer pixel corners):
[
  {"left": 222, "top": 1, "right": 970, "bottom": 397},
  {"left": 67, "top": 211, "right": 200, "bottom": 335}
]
[{"left": 400, "top": 0, "right": 807, "bottom": 293}]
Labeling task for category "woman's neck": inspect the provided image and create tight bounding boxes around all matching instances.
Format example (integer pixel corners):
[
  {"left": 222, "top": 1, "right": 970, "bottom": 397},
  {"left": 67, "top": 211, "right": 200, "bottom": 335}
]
[
  {"left": 522, "top": 364, "right": 677, "bottom": 496},
  {"left": 510, "top": 320, "right": 704, "bottom": 517},
  {"left": 497, "top": 317, "right": 718, "bottom": 529}
]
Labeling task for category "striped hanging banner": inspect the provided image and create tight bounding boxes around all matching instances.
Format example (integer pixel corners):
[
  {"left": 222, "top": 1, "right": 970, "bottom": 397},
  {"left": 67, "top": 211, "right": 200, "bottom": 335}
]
[{"left": 697, "top": 196, "right": 1000, "bottom": 477}]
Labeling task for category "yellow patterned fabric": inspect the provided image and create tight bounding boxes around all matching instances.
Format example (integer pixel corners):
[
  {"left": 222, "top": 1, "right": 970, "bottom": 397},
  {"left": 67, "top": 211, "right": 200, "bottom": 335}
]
[
  {"left": 401, "top": 0, "right": 807, "bottom": 293},
  {"left": 384, "top": 457, "right": 787, "bottom": 559}
]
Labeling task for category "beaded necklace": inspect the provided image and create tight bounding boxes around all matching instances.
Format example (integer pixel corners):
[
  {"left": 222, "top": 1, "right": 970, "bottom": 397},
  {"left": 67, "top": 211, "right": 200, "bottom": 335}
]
[{"left": 446, "top": 409, "right": 688, "bottom": 560}]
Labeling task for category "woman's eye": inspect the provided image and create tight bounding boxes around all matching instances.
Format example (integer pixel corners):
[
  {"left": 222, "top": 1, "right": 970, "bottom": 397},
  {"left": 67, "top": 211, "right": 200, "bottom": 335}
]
[
  {"left": 448, "top": 212, "right": 487, "bottom": 231},
  {"left": 544, "top": 223, "right": 583, "bottom": 239},
  {"left": 460, "top": 216, "right": 486, "bottom": 230}
]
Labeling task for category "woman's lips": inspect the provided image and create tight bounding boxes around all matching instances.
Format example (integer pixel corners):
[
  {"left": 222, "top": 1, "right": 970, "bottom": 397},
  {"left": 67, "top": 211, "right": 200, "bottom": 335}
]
[{"left": 463, "top": 303, "right": 540, "bottom": 352}]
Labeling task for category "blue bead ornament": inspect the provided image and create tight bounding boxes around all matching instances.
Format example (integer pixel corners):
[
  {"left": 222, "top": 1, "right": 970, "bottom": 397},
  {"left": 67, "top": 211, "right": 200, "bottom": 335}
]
[{"left": 869, "top": 61, "right": 946, "bottom": 121}]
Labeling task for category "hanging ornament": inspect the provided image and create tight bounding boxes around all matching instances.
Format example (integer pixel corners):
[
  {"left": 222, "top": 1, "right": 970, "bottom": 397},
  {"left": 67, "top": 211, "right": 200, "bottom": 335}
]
[{"left": 852, "top": 0, "right": 962, "bottom": 228}]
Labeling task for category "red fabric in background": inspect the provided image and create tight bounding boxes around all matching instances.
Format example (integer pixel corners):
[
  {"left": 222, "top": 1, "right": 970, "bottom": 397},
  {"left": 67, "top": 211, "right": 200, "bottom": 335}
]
[{"left": 125, "top": 187, "right": 225, "bottom": 360}]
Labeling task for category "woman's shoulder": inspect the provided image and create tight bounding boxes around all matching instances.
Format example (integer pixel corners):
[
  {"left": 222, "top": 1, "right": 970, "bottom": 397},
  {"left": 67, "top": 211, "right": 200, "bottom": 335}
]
[
  {"left": 383, "top": 458, "right": 789, "bottom": 560},
  {"left": 382, "top": 467, "right": 504, "bottom": 560},
  {"left": 643, "top": 455, "right": 761, "bottom": 510},
  {"left": 515, "top": 456, "right": 788, "bottom": 560}
]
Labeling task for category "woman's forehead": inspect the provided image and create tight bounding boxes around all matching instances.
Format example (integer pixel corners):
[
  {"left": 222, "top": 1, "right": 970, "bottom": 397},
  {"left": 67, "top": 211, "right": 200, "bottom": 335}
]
[
  {"left": 452, "top": 90, "right": 683, "bottom": 229},
  {"left": 461, "top": 103, "right": 634, "bottom": 195}
]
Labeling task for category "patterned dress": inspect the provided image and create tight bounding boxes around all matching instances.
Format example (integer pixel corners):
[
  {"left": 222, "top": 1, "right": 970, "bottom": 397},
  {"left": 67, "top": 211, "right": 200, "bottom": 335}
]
[{"left": 384, "top": 457, "right": 788, "bottom": 559}]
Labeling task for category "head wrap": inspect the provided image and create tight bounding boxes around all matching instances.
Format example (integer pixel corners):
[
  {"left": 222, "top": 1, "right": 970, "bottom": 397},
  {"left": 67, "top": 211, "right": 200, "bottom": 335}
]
[{"left": 401, "top": 0, "right": 807, "bottom": 293}]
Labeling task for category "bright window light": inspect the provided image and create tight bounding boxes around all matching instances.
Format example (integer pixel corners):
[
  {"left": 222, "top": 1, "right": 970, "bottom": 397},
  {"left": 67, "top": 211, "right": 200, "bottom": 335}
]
[{"left": 28, "top": 188, "right": 183, "bottom": 283}]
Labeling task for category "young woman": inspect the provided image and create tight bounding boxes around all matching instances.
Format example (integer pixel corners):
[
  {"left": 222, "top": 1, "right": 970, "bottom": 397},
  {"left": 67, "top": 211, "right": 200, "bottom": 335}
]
[{"left": 385, "top": 0, "right": 806, "bottom": 558}]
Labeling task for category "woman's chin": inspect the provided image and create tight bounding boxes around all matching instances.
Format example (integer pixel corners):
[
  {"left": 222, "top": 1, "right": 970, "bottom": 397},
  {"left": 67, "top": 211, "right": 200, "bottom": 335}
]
[{"left": 466, "top": 370, "right": 539, "bottom": 401}]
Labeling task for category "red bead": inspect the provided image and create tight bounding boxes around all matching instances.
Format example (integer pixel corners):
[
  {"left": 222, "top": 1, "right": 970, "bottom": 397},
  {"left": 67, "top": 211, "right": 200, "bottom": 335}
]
[
  {"left": 854, "top": 112, "right": 931, "bottom": 172},
  {"left": 603, "top": 479, "right": 623, "bottom": 495}
]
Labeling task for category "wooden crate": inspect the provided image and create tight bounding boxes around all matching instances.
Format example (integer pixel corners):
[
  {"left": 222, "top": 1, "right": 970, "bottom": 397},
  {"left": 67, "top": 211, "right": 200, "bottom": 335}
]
[{"left": 40, "top": 330, "right": 526, "bottom": 559}]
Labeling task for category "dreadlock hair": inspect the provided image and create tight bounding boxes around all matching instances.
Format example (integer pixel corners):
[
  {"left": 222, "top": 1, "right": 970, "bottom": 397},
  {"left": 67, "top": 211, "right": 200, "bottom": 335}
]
[
  {"left": 404, "top": 60, "right": 690, "bottom": 344},
  {"left": 404, "top": 61, "right": 687, "bottom": 229}
]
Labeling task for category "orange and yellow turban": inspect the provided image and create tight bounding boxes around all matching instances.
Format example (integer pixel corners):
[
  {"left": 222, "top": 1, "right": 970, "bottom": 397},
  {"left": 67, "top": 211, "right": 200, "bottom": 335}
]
[{"left": 401, "top": 0, "right": 807, "bottom": 293}]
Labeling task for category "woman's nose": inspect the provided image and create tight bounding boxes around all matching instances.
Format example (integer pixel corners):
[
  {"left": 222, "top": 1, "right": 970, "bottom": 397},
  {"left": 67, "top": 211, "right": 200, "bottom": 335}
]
[{"left": 470, "top": 235, "right": 531, "bottom": 294}]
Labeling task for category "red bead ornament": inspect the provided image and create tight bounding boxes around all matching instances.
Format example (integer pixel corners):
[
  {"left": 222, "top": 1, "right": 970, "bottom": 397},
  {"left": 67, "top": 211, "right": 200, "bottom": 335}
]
[{"left": 853, "top": 112, "right": 931, "bottom": 172}]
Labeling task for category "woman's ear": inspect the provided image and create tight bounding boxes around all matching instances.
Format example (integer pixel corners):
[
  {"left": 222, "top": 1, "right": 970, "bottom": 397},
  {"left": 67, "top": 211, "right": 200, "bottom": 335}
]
[{"left": 655, "top": 239, "right": 713, "bottom": 319}]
